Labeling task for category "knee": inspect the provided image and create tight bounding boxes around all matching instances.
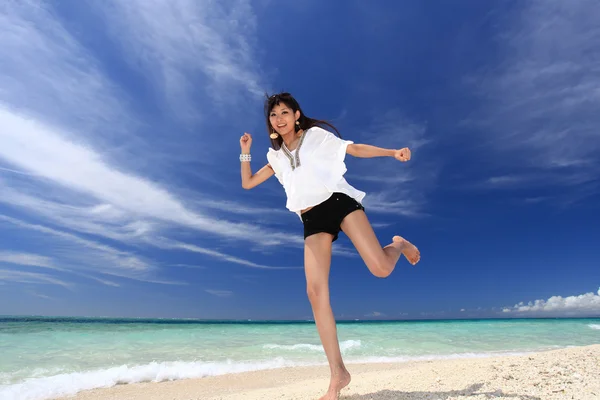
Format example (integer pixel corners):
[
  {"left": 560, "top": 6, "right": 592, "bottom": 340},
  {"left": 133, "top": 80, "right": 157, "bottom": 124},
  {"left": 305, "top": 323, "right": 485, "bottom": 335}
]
[
  {"left": 306, "top": 283, "right": 328, "bottom": 303},
  {"left": 372, "top": 268, "right": 392, "bottom": 278},
  {"left": 368, "top": 257, "right": 392, "bottom": 278}
]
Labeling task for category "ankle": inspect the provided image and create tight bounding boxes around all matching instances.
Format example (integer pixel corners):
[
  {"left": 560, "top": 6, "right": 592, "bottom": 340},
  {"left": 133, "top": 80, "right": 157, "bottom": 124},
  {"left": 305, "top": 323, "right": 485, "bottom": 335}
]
[{"left": 330, "top": 365, "right": 348, "bottom": 376}]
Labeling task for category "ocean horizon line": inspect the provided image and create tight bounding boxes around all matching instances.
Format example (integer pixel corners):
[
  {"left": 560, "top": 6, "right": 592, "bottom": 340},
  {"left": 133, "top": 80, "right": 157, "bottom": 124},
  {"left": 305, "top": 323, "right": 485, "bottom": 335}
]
[{"left": 2, "top": 314, "right": 599, "bottom": 324}]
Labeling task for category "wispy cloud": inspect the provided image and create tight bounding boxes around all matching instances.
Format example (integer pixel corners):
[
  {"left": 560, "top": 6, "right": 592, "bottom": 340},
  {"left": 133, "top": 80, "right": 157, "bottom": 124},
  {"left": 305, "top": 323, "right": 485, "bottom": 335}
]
[
  {"left": 348, "top": 174, "right": 415, "bottom": 185},
  {"left": 0, "top": 1, "right": 298, "bottom": 250},
  {"left": 465, "top": 1, "right": 600, "bottom": 194},
  {"left": 364, "top": 311, "right": 385, "bottom": 317},
  {"left": 154, "top": 238, "right": 302, "bottom": 270},
  {"left": 371, "top": 223, "right": 393, "bottom": 229},
  {"left": 470, "top": 171, "right": 598, "bottom": 190},
  {"left": 0, "top": 270, "right": 72, "bottom": 289},
  {"left": 0, "top": 1, "right": 136, "bottom": 144},
  {"left": 197, "top": 199, "right": 291, "bottom": 217},
  {"left": 1, "top": 216, "right": 192, "bottom": 287},
  {"left": 362, "top": 191, "right": 427, "bottom": 217},
  {"left": 97, "top": 0, "right": 264, "bottom": 119},
  {"left": 171, "top": 264, "right": 207, "bottom": 270},
  {"left": 0, "top": 0, "right": 367, "bottom": 303},
  {"left": 0, "top": 106, "right": 309, "bottom": 247},
  {"left": 351, "top": 110, "right": 435, "bottom": 217},
  {"left": 0, "top": 166, "right": 34, "bottom": 176},
  {"left": 83, "top": 276, "right": 121, "bottom": 288},
  {"left": 0, "top": 247, "right": 122, "bottom": 287},
  {"left": 26, "top": 290, "right": 54, "bottom": 300},
  {"left": 502, "top": 288, "right": 600, "bottom": 317},
  {"left": 0, "top": 251, "right": 54, "bottom": 269},
  {"left": 0, "top": 215, "right": 150, "bottom": 273},
  {"left": 205, "top": 289, "right": 234, "bottom": 297}
]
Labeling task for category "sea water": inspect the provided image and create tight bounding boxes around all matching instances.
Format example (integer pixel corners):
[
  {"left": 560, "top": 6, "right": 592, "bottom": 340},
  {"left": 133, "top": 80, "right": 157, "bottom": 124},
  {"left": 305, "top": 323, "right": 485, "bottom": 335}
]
[{"left": 0, "top": 316, "right": 599, "bottom": 400}]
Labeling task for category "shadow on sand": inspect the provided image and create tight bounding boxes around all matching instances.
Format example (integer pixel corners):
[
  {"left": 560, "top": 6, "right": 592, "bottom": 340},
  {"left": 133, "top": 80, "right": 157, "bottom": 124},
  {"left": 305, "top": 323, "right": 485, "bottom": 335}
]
[{"left": 342, "top": 383, "right": 542, "bottom": 400}]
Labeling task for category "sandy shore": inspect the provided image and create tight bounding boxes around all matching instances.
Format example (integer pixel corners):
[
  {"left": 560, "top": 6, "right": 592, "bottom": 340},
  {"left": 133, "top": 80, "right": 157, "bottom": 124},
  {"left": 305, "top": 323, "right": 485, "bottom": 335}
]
[{"left": 59, "top": 344, "right": 599, "bottom": 400}]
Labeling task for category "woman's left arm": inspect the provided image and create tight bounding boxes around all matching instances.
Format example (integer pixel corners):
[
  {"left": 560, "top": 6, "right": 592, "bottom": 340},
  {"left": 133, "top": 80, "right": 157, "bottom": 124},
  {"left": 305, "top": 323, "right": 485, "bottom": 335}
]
[{"left": 347, "top": 143, "right": 411, "bottom": 162}]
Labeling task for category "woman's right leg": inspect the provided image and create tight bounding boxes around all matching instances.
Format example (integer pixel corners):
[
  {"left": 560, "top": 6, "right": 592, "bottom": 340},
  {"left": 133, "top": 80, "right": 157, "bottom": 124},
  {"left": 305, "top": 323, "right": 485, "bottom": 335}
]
[{"left": 304, "top": 232, "right": 351, "bottom": 400}]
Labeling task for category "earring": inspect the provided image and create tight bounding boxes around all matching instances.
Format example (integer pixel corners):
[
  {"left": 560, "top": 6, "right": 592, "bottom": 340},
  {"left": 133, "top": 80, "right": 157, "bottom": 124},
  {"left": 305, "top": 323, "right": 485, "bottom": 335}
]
[{"left": 269, "top": 131, "right": 279, "bottom": 139}]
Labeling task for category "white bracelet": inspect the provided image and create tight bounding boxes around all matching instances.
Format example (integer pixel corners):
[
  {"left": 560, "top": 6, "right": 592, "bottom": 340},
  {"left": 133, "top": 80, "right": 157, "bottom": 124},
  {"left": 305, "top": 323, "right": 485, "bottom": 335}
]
[{"left": 239, "top": 153, "right": 251, "bottom": 162}]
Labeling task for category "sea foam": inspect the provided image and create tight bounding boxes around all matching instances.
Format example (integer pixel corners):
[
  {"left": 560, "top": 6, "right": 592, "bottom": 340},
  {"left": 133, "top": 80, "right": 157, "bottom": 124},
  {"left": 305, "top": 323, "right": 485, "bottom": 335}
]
[
  {"left": 0, "top": 347, "right": 563, "bottom": 400},
  {"left": 263, "top": 339, "right": 361, "bottom": 352},
  {"left": 0, "top": 358, "right": 313, "bottom": 400}
]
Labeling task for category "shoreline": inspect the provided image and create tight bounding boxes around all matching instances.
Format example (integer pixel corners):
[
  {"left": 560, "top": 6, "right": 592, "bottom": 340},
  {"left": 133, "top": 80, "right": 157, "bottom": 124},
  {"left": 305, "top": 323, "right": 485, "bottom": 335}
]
[{"left": 56, "top": 344, "right": 600, "bottom": 400}]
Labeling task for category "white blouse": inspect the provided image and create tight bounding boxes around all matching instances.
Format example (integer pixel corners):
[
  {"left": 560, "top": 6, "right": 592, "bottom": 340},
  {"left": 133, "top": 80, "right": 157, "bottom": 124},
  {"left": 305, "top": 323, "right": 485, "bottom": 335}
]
[{"left": 266, "top": 126, "right": 366, "bottom": 218}]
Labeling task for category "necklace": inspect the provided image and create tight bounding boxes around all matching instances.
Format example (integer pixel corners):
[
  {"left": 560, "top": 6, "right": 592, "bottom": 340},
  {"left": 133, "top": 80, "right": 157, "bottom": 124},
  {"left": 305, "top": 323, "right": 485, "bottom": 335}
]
[{"left": 281, "top": 130, "right": 306, "bottom": 170}]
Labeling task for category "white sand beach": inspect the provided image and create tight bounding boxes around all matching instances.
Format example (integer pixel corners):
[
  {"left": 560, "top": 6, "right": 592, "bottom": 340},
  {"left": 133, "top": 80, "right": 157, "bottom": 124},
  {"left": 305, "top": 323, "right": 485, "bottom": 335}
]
[{"left": 58, "top": 344, "right": 600, "bottom": 400}]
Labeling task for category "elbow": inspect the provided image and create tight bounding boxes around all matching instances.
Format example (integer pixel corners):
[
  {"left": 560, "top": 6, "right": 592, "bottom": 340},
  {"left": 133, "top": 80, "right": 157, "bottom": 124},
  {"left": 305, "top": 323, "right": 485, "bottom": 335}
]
[{"left": 241, "top": 181, "right": 253, "bottom": 190}]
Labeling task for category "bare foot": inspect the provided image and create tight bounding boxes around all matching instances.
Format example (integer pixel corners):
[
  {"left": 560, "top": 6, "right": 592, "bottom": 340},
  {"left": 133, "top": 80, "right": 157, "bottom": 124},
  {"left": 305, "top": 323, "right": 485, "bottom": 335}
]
[
  {"left": 393, "top": 236, "right": 420, "bottom": 265},
  {"left": 319, "top": 370, "right": 351, "bottom": 400}
]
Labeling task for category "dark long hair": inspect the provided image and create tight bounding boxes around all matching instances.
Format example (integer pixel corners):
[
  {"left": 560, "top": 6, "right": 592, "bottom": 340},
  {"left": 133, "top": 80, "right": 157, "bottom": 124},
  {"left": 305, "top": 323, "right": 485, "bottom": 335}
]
[{"left": 265, "top": 92, "right": 342, "bottom": 150}]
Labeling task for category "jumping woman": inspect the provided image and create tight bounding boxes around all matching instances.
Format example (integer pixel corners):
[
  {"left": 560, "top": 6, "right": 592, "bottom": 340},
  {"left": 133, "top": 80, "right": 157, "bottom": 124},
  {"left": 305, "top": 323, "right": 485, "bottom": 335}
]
[{"left": 239, "top": 92, "right": 420, "bottom": 400}]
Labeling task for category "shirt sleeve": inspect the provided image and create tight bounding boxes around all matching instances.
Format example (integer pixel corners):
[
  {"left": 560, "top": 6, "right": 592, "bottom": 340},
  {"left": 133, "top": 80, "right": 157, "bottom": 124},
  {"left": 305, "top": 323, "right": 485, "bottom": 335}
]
[
  {"left": 311, "top": 126, "right": 354, "bottom": 162},
  {"left": 266, "top": 149, "right": 284, "bottom": 185}
]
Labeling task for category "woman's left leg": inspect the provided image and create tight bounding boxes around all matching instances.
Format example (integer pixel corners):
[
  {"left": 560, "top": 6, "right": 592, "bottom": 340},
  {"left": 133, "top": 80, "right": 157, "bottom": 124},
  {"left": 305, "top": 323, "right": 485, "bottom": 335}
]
[{"left": 340, "top": 209, "right": 420, "bottom": 278}]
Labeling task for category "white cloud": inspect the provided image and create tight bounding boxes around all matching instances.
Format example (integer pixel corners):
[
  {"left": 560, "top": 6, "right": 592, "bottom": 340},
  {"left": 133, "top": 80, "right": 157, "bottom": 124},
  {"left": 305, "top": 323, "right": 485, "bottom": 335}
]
[
  {"left": 97, "top": 0, "right": 264, "bottom": 118},
  {"left": 155, "top": 238, "right": 303, "bottom": 270},
  {"left": 0, "top": 106, "right": 306, "bottom": 246},
  {"left": 0, "top": 269, "right": 71, "bottom": 289},
  {"left": 502, "top": 288, "right": 600, "bottom": 317},
  {"left": 365, "top": 311, "right": 385, "bottom": 317},
  {"left": 0, "top": 1, "right": 298, "bottom": 245},
  {"left": 0, "top": 246, "right": 122, "bottom": 288},
  {"left": 0, "top": 0, "right": 343, "bottom": 299},
  {"left": 370, "top": 223, "right": 393, "bottom": 229},
  {"left": 198, "top": 199, "right": 291, "bottom": 217},
  {"left": 0, "top": 251, "right": 54, "bottom": 269},
  {"left": 206, "top": 289, "right": 233, "bottom": 297},
  {"left": 0, "top": 1, "right": 135, "bottom": 144},
  {"left": 466, "top": 1, "right": 600, "bottom": 190},
  {"left": 26, "top": 290, "right": 54, "bottom": 300},
  {"left": 0, "top": 186, "right": 156, "bottom": 243},
  {"left": 1, "top": 216, "right": 194, "bottom": 287},
  {"left": 362, "top": 191, "right": 427, "bottom": 217},
  {"left": 349, "top": 174, "right": 415, "bottom": 185},
  {"left": 470, "top": 172, "right": 598, "bottom": 191},
  {"left": 350, "top": 110, "right": 435, "bottom": 217},
  {"left": 81, "top": 275, "right": 121, "bottom": 288},
  {"left": 0, "top": 166, "right": 34, "bottom": 176},
  {"left": 171, "top": 264, "right": 207, "bottom": 270},
  {"left": 0, "top": 215, "right": 150, "bottom": 272}
]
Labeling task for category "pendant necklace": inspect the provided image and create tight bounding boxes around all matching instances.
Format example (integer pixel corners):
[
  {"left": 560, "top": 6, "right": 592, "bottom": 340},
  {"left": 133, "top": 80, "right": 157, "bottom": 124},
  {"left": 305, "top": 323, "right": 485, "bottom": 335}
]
[{"left": 281, "top": 130, "right": 306, "bottom": 171}]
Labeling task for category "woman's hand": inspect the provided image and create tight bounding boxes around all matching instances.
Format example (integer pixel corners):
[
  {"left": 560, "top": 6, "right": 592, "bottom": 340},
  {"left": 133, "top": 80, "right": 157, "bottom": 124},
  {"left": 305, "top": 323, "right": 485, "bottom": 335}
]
[
  {"left": 240, "top": 132, "right": 252, "bottom": 153},
  {"left": 394, "top": 147, "right": 411, "bottom": 162}
]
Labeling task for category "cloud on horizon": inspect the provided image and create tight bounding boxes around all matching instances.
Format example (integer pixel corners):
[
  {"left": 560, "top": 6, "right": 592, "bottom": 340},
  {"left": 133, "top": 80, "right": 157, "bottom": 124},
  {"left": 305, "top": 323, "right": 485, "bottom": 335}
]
[{"left": 502, "top": 288, "right": 600, "bottom": 317}]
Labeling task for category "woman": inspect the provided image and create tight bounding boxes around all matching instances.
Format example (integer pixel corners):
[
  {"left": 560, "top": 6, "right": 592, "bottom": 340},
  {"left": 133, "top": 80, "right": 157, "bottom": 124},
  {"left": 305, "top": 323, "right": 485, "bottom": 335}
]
[{"left": 239, "top": 92, "right": 420, "bottom": 400}]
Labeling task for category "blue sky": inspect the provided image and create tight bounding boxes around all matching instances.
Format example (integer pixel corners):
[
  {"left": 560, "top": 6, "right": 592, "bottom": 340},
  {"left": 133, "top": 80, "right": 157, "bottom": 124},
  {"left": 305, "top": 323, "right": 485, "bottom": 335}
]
[{"left": 1, "top": 0, "right": 599, "bottom": 320}]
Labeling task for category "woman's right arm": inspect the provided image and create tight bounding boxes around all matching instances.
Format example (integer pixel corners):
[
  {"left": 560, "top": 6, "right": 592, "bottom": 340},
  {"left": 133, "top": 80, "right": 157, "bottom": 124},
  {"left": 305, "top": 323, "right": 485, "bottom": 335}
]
[
  {"left": 241, "top": 162, "right": 274, "bottom": 189},
  {"left": 240, "top": 132, "right": 274, "bottom": 189}
]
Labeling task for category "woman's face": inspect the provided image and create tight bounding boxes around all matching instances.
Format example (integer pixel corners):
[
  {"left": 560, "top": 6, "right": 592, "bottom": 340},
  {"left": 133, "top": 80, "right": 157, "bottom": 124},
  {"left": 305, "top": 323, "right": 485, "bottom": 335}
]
[{"left": 269, "top": 102, "right": 300, "bottom": 137}]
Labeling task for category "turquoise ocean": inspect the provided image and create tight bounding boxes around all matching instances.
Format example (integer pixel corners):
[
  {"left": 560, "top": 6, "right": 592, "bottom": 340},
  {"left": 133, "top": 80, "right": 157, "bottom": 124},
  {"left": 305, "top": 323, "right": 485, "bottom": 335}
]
[{"left": 1, "top": 316, "right": 599, "bottom": 400}]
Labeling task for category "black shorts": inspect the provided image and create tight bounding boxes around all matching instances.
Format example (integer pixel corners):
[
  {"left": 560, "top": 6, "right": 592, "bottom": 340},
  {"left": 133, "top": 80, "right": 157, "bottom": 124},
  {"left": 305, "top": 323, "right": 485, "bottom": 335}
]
[{"left": 301, "top": 192, "right": 365, "bottom": 242}]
